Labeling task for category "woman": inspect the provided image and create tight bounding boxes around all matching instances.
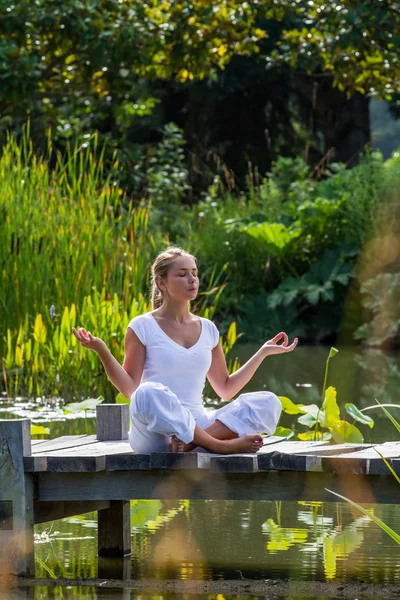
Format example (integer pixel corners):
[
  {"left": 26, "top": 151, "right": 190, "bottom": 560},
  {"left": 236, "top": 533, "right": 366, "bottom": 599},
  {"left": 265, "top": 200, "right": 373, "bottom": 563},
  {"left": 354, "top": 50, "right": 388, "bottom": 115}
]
[{"left": 72, "top": 247, "right": 298, "bottom": 454}]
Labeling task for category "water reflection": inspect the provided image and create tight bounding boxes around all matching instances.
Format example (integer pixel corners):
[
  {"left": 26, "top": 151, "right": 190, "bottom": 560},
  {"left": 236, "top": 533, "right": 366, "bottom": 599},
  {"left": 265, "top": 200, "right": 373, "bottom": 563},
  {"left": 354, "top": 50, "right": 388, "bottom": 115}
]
[{"left": 33, "top": 500, "right": 400, "bottom": 586}]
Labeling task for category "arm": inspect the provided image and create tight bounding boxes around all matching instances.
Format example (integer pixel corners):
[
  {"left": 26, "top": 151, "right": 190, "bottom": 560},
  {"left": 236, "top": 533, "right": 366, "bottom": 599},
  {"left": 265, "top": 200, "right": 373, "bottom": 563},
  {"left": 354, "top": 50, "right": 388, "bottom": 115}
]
[
  {"left": 72, "top": 326, "right": 145, "bottom": 398},
  {"left": 207, "top": 332, "right": 298, "bottom": 401}
]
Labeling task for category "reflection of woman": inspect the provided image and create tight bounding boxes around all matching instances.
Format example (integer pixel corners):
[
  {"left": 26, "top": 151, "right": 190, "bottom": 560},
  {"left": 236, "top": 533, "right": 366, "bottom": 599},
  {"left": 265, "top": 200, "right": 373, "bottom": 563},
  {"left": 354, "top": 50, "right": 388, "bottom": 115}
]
[{"left": 72, "top": 247, "right": 298, "bottom": 454}]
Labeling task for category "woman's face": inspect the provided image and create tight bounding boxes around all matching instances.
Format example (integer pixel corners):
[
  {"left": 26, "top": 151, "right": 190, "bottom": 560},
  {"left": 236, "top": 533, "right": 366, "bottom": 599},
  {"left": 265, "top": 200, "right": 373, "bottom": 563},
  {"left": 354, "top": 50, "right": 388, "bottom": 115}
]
[{"left": 159, "top": 255, "right": 199, "bottom": 302}]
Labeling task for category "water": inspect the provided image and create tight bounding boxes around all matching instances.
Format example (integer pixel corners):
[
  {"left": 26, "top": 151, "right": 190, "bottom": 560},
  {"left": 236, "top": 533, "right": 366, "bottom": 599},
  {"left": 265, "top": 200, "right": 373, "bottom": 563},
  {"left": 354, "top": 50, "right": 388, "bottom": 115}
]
[{"left": 1, "top": 345, "right": 399, "bottom": 598}]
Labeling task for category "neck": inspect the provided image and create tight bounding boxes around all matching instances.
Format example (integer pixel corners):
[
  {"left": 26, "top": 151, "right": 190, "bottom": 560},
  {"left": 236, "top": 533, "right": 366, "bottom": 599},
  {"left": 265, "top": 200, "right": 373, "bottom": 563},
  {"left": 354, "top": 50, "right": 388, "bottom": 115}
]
[{"left": 156, "top": 299, "right": 191, "bottom": 323}]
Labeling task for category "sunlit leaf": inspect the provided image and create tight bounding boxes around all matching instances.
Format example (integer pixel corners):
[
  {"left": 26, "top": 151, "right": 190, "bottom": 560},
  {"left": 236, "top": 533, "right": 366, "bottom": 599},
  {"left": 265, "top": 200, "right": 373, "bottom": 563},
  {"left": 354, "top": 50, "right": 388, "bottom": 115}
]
[
  {"left": 64, "top": 396, "right": 104, "bottom": 413},
  {"left": 273, "top": 426, "right": 294, "bottom": 439},
  {"left": 345, "top": 403, "right": 374, "bottom": 428},
  {"left": 329, "top": 420, "right": 364, "bottom": 444},
  {"left": 322, "top": 386, "right": 340, "bottom": 427},
  {"left": 31, "top": 424, "right": 50, "bottom": 436},
  {"left": 279, "top": 396, "right": 307, "bottom": 415}
]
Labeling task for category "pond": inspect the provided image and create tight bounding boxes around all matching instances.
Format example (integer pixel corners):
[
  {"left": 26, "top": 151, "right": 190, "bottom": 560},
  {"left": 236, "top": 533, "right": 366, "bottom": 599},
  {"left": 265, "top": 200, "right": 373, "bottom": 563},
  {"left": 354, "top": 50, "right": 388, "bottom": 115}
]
[{"left": 1, "top": 345, "right": 399, "bottom": 599}]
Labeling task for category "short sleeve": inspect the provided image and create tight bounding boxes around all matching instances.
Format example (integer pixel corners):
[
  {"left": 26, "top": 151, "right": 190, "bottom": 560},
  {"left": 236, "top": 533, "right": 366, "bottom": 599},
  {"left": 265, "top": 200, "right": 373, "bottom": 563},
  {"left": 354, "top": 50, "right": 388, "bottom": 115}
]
[
  {"left": 128, "top": 315, "right": 147, "bottom": 345},
  {"left": 209, "top": 320, "right": 220, "bottom": 349}
]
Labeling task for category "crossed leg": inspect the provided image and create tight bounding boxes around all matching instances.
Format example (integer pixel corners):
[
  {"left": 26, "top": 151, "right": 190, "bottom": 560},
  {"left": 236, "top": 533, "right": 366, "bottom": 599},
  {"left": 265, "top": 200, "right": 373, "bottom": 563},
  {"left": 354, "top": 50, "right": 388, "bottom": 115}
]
[{"left": 169, "top": 420, "right": 262, "bottom": 454}]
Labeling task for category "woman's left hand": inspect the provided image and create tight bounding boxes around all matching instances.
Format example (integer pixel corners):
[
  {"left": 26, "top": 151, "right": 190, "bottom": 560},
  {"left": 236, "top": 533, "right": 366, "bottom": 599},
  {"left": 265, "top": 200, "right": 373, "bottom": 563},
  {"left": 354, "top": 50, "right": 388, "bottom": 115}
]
[{"left": 262, "top": 332, "right": 298, "bottom": 356}]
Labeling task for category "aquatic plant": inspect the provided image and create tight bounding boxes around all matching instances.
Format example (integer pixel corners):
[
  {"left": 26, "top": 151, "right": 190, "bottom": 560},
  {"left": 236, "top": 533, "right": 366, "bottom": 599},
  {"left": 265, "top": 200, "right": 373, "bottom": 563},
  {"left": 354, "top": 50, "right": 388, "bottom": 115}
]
[{"left": 275, "top": 347, "right": 374, "bottom": 442}]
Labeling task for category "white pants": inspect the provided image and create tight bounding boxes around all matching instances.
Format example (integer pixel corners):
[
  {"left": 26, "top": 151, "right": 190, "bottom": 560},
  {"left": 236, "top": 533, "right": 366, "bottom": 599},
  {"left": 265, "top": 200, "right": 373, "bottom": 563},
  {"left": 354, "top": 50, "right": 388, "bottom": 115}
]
[{"left": 128, "top": 381, "right": 282, "bottom": 453}]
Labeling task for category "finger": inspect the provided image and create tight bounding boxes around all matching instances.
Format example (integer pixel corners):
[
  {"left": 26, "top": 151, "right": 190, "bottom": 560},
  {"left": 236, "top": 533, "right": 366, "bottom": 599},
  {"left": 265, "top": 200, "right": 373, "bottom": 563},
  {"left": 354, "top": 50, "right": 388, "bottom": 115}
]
[
  {"left": 284, "top": 339, "right": 299, "bottom": 351},
  {"left": 271, "top": 332, "right": 286, "bottom": 344}
]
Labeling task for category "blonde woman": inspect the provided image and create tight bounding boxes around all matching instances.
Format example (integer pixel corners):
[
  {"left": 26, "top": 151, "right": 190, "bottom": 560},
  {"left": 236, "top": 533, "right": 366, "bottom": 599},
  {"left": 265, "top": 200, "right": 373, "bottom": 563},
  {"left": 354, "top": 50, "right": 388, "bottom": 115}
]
[{"left": 72, "top": 247, "right": 298, "bottom": 454}]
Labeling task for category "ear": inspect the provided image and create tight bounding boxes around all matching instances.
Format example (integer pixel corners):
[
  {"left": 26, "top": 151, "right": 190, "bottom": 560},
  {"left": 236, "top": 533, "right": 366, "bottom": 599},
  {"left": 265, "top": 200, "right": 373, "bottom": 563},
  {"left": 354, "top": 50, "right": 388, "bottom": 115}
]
[{"left": 156, "top": 276, "right": 166, "bottom": 291}]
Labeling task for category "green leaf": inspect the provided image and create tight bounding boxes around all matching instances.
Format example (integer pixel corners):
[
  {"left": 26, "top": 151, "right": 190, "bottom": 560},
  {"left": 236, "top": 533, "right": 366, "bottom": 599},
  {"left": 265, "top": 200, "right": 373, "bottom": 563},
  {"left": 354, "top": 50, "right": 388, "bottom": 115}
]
[
  {"left": 345, "top": 403, "right": 374, "bottom": 428},
  {"left": 116, "top": 393, "right": 130, "bottom": 404},
  {"left": 246, "top": 223, "right": 300, "bottom": 254},
  {"left": 278, "top": 396, "right": 307, "bottom": 415},
  {"left": 374, "top": 449, "right": 400, "bottom": 484},
  {"left": 64, "top": 396, "right": 104, "bottom": 413},
  {"left": 375, "top": 399, "right": 400, "bottom": 434},
  {"left": 297, "top": 412, "right": 317, "bottom": 427},
  {"left": 322, "top": 386, "right": 340, "bottom": 427},
  {"left": 273, "top": 426, "right": 294, "bottom": 439},
  {"left": 297, "top": 404, "right": 320, "bottom": 417},
  {"left": 297, "top": 430, "right": 331, "bottom": 441},
  {"left": 329, "top": 420, "right": 364, "bottom": 443},
  {"left": 31, "top": 424, "right": 50, "bottom": 436}
]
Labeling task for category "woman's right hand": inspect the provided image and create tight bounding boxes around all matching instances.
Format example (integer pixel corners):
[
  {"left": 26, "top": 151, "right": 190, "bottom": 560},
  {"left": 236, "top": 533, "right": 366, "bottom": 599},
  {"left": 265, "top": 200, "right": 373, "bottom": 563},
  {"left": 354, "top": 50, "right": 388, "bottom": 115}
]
[{"left": 72, "top": 327, "right": 107, "bottom": 354}]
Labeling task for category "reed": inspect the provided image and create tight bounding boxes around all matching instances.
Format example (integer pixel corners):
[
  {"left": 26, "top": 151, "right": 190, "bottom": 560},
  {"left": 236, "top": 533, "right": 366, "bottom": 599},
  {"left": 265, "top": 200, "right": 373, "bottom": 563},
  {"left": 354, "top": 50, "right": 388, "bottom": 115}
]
[
  {"left": 1, "top": 128, "right": 230, "bottom": 399},
  {"left": 0, "top": 127, "right": 159, "bottom": 348}
]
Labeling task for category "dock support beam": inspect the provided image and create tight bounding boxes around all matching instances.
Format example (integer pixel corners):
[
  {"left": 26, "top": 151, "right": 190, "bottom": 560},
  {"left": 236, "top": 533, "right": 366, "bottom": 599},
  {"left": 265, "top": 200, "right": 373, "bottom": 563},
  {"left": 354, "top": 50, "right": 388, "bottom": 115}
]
[
  {"left": 96, "top": 404, "right": 131, "bottom": 561},
  {"left": 0, "top": 419, "right": 34, "bottom": 577}
]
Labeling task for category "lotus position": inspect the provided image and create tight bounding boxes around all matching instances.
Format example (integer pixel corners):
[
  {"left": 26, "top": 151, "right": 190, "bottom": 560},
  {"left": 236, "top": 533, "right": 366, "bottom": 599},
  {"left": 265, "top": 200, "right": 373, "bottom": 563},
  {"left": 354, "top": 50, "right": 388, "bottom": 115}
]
[{"left": 72, "top": 247, "right": 298, "bottom": 454}]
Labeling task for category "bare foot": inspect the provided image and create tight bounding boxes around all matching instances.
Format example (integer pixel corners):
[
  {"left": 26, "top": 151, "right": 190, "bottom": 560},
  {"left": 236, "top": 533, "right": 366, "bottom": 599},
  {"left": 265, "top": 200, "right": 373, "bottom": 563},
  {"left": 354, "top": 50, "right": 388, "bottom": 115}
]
[
  {"left": 218, "top": 434, "right": 263, "bottom": 454},
  {"left": 169, "top": 435, "right": 184, "bottom": 453}
]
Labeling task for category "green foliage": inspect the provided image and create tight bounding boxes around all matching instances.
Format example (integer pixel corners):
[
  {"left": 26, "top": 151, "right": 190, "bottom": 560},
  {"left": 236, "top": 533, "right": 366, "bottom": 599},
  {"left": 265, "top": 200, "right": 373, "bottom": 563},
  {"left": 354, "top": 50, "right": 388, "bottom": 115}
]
[
  {"left": 275, "top": 348, "right": 370, "bottom": 442},
  {"left": 272, "top": 0, "right": 400, "bottom": 98}
]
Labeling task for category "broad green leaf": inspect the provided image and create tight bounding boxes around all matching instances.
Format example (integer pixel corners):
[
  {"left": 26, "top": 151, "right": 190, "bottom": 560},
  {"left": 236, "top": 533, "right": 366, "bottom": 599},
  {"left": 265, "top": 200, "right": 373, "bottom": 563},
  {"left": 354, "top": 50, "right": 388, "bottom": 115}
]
[
  {"left": 329, "top": 420, "right": 364, "bottom": 444},
  {"left": 116, "top": 393, "right": 130, "bottom": 404},
  {"left": 31, "top": 424, "right": 50, "bottom": 436},
  {"left": 297, "top": 430, "right": 331, "bottom": 441},
  {"left": 64, "top": 396, "right": 104, "bottom": 413},
  {"left": 322, "top": 386, "right": 340, "bottom": 427},
  {"left": 297, "top": 412, "right": 317, "bottom": 427},
  {"left": 345, "top": 403, "right": 374, "bottom": 428},
  {"left": 246, "top": 223, "right": 300, "bottom": 254},
  {"left": 297, "top": 404, "right": 320, "bottom": 418},
  {"left": 279, "top": 396, "right": 307, "bottom": 415},
  {"left": 273, "top": 426, "right": 294, "bottom": 439}
]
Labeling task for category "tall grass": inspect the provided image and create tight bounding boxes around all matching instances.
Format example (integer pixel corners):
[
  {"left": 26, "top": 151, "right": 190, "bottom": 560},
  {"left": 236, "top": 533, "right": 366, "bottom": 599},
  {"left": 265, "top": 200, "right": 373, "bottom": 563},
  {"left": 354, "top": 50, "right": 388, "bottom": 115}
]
[
  {"left": 1, "top": 129, "right": 228, "bottom": 400},
  {"left": 0, "top": 127, "right": 158, "bottom": 338}
]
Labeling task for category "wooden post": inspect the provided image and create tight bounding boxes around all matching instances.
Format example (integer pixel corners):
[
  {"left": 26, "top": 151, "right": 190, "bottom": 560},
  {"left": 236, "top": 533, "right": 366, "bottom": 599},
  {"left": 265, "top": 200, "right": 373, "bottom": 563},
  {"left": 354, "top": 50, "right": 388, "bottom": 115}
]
[
  {"left": 96, "top": 405, "right": 131, "bottom": 558},
  {"left": 96, "top": 404, "right": 129, "bottom": 441},
  {"left": 98, "top": 501, "right": 131, "bottom": 557},
  {"left": 0, "top": 419, "right": 35, "bottom": 577}
]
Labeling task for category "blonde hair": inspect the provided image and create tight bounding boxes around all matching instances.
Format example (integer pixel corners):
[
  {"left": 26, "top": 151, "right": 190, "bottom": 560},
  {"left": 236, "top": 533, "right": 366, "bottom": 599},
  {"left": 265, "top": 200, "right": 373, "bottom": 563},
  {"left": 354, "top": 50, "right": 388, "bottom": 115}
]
[{"left": 151, "top": 246, "right": 197, "bottom": 309}]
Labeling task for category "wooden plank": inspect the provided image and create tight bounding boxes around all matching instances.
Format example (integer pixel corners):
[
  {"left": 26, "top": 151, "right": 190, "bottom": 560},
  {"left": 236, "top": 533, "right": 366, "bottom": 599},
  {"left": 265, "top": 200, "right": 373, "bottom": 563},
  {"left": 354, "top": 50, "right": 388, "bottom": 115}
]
[
  {"left": 98, "top": 501, "right": 131, "bottom": 557},
  {"left": 299, "top": 443, "right": 372, "bottom": 455},
  {"left": 209, "top": 455, "right": 258, "bottom": 473},
  {"left": 31, "top": 435, "right": 96, "bottom": 454},
  {"left": 257, "top": 441, "right": 330, "bottom": 470},
  {"left": 258, "top": 443, "right": 374, "bottom": 473},
  {"left": 97, "top": 405, "right": 129, "bottom": 441},
  {"left": 0, "top": 419, "right": 34, "bottom": 577},
  {"left": 261, "top": 436, "right": 294, "bottom": 446},
  {"left": 106, "top": 453, "right": 151, "bottom": 471},
  {"left": 149, "top": 452, "right": 212, "bottom": 470},
  {"left": 33, "top": 441, "right": 133, "bottom": 458},
  {"left": 35, "top": 469, "right": 400, "bottom": 503},
  {"left": 23, "top": 456, "right": 47, "bottom": 472},
  {"left": 45, "top": 455, "right": 106, "bottom": 472},
  {"left": 34, "top": 500, "right": 111, "bottom": 524},
  {"left": 321, "top": 443, "right": 400, "bottom": 475}
]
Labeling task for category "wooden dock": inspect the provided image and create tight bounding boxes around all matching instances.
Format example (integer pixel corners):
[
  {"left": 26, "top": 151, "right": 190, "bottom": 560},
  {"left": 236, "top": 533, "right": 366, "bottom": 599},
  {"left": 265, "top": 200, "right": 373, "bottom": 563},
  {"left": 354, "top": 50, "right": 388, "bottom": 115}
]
[{"left": 1, "top": 405, "right": 399, "bottom": 577}]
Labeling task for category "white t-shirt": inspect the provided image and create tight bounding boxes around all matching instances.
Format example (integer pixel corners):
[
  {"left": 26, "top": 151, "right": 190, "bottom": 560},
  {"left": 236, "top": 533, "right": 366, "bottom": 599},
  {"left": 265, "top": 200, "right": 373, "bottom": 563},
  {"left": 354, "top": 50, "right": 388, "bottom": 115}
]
[{"left": 128, "top": 312, "right": 220, "bottom": 419}]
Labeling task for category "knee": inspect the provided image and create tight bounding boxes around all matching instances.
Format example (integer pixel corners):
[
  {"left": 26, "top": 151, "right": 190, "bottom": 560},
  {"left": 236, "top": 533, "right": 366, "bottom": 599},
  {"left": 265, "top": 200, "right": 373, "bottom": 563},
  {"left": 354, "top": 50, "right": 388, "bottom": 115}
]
[
  {"left": 266, "top": 392, "right": 282, "bottom": 424},
  {"left": 132, "top": 382, "right": 167, "bottom": 412}
]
